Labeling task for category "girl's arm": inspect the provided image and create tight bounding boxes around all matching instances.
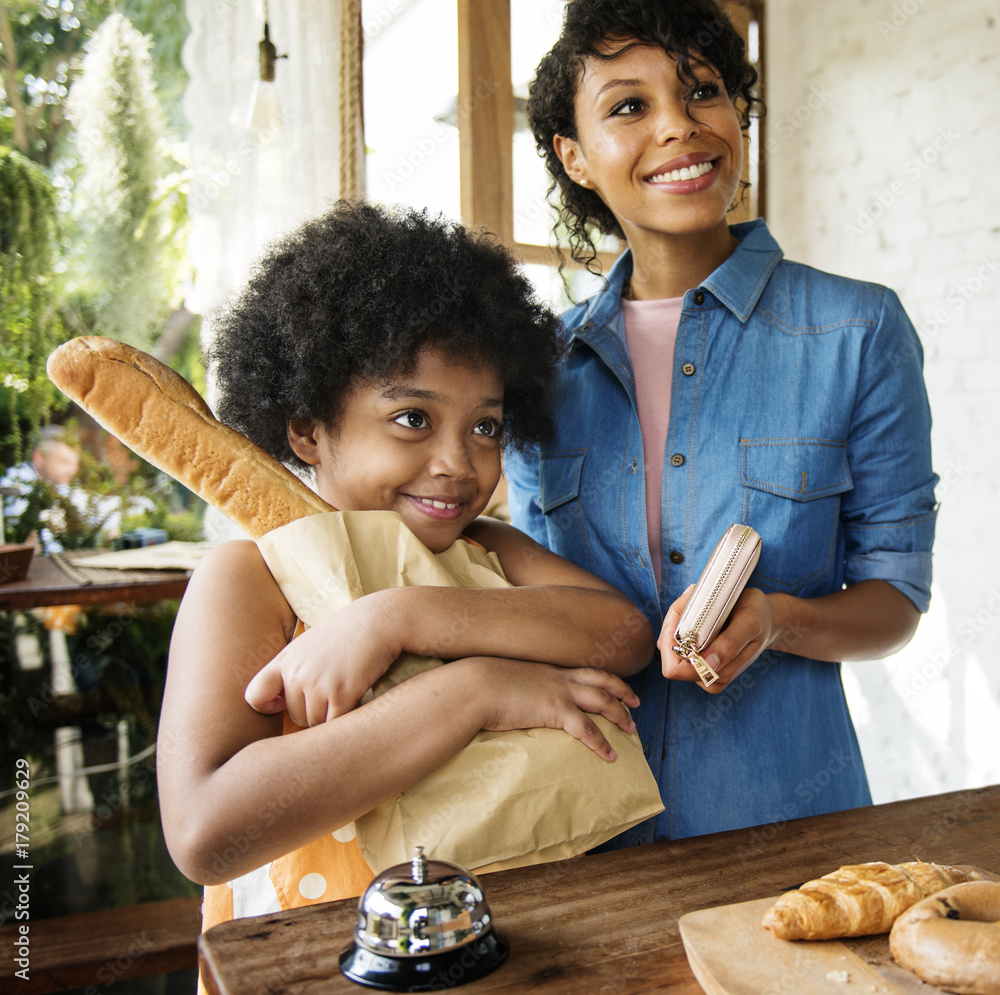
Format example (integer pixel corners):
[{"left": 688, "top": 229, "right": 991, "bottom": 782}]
[
  {"left": 159, "top": 541, "right": 640, "bottom": 884},
  {"left": 246, "top": 519, "right": 654, "bottom": 724},
  {"left": 374, "top": 515, "right": 655, "bottom": 674},
  {"left": 658, "top": 579, "right": 919, "bottom": 693},
  {"left": 370, "top": 517, "right": 655, "bottom": 675}
]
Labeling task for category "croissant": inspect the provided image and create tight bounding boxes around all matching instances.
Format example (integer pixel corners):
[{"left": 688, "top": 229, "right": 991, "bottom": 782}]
[{"left": 761, "top": 861, "right": 1000, "bottom": 940}]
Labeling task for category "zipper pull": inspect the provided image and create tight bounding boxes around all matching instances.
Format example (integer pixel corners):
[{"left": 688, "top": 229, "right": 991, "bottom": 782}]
[{"left": 672, "top": 638, "right": 720, "bottom": 687}]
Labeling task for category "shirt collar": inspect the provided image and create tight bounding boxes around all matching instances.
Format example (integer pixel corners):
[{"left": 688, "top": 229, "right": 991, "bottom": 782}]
[
  {"left": 571, "top": 218, "right": 783, "bottom": 341},
  {"left": 702, "top": 219, "right": 784, "bottom": 322}
]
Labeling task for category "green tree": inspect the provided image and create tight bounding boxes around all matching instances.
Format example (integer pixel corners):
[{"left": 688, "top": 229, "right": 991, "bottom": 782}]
[
  {"left": 0, "top": 1, "right": 189, "bottom": 168},
  {"left": 1, "top": 2, "right": 195, "bottom": 361},
  {"left": 0, "top": 146, "right": 65, "bottom": 463},
  {"left": 66, "top": 12, "right": 181, "bottom": 347}
]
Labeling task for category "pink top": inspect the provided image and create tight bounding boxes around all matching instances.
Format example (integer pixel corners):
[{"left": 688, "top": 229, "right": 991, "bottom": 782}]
[{"left": 622, "top": 296, "right": 683, "bottom": 591}]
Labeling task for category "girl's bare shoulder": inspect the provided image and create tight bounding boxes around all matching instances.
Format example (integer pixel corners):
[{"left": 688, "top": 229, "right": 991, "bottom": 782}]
[
  {"left": 465, "top": 517, "right": 569, "bottom": 587},
  {"left": 183, "top": 539, "right": 295, "bottom": 631},
  {"left": 198, "top": 538, "right": 268, "bottom": 570}
]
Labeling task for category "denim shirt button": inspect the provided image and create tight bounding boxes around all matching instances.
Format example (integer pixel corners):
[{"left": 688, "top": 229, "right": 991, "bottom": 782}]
[
  {"left": 681, "top": 362, "right": 696, "bottom": 376},
  {"left": 669, "top": 550, "right": 684, "bottom": 564},
  {"left": 693, "top": 291, "right": 706, "bottom": 305},
  {"left": 669, "top": 453, "right": 685, "bottom": 467}
]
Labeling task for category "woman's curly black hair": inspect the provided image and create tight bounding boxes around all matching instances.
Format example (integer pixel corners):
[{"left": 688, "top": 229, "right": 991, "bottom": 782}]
[
  {"left": 208, "top": 201, "right": 561, "bottom": 472},
  {"left": 529, "top": 0, "right": 765, "bottom": 271}
]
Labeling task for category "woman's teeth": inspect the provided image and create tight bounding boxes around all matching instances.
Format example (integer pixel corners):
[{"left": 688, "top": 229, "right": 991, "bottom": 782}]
[{"left": 648, "top": 160, "right": 714, "bottom": 183}]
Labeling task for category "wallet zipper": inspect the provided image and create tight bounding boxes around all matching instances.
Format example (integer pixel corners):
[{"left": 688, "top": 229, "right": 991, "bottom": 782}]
[
  {"left": 685, "top": 524, "right": 755, "bottom": 646},
  {"left": 674, "top": 524, "right": 755, "bottom": 687}
]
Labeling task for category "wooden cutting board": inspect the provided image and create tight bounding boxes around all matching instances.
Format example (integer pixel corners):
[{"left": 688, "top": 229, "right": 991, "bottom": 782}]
[{"left": 679, "top": 896, "right": 943, "bottom": 994}]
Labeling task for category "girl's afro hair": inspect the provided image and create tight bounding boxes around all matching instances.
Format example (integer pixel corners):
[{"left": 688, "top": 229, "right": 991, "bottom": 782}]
[{"left": 208, "top": 200, "right": 562, "bottom": 471}]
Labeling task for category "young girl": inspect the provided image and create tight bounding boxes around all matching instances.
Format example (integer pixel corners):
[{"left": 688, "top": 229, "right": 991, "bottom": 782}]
[
  {"left": 156, "top": 201, "right": 654, "bottom": 931},
  {"left": 505, "top": 0, "right": 937, "bottom": 844}
]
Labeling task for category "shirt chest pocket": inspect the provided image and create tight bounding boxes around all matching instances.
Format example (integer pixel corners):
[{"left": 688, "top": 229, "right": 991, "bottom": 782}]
[
  {"left": 535, "top": 449, "right": 598, "bottom": 574},
  {"left": 740, "top": 439, "right": 853, "bottom": 593},
  {"left": 538, "top": 449, "right": 586, "bottom": 514}
]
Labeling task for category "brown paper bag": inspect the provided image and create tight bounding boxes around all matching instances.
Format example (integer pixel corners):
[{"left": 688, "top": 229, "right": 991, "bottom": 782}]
[{"left": 257, "top": 511, "right": 663, "bottom": 874}]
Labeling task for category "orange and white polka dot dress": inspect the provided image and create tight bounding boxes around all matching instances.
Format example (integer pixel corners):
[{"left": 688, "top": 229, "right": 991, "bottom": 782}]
[
  {"left": 198, "top": 705, "right": 374, "bottom": 993},
  {"left": 200, "top": 715, "right": 374, "bottom": 934}
]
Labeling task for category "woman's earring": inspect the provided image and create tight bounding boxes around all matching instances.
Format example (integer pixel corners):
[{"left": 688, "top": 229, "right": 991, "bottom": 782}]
[{"left": 579, "top": 178, "right": 589, "bottom": 187}]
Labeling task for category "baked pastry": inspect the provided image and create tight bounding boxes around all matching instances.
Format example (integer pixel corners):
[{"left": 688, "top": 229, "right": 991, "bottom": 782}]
[
  {"left": 889, "top": 880, "right": 1000, "bottom": 994},
  {"left": 46, "top": 336, "right": 332, "bottom": 537},
  {"left": 761, "top": 860, "right": 1000, "bottom": 941}
]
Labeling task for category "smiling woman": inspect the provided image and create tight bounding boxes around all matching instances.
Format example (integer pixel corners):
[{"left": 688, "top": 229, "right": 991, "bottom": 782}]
[
  {"left": 505, "top": 0, "right": 938, "bottom": 848},
  {"left": 551, "top": 39, "right": 746, "bottom": 298}
]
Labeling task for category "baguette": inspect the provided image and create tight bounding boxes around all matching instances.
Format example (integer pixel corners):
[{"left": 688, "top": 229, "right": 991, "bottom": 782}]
[
  {"left": 761, "top": 860, "right": 1000, "bottom": 941},
  {"left": 46, "top": 336, "right": 333, "bottom": 538}
]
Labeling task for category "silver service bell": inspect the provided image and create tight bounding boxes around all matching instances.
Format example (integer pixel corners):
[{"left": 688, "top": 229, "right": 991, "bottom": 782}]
[{"left": 339, "top": 846, "right": 509, "bottom": 991}]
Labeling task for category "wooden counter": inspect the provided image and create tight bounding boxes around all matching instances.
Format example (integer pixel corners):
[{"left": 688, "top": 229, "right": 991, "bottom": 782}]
[
  {"left": 0, "top": 549, "right": 189, "bottom": 611},
  {"left": 199, "top": 784, "right": 1000, "bottom": 994}
]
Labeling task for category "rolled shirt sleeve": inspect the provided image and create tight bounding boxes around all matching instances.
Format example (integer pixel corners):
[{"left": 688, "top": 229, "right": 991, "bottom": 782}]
[{"left": 840, "top": 288, "right": 938, "bottom": 612}]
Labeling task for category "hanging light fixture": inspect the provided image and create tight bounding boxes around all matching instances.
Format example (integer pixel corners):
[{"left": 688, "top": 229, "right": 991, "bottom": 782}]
[{"left": 246, "top": 2, "right": 286, "bottom": 134}]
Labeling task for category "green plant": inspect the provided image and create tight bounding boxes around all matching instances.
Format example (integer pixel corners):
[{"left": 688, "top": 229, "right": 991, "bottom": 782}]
[
  {"left": 66, "top": 12, "right": 184, "bottom": 348},
  {"left": 0, "top": 145, "right": 67, "bottom": 464}
]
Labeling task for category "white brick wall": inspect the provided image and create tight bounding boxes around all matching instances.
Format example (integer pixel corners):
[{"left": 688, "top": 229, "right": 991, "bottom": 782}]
[{"left": 765, "top": 0, "right": 1000, "bottom": 802}]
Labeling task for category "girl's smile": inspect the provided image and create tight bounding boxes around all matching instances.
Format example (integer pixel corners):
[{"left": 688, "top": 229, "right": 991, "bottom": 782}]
[
  {"left": 554, "top": 39, "right": 743, "bottom": 257},
  {"left": 287, "top": 345, "right": 503, "bottom": 553},
  {"left": 405, "top": 494, "right": 465, "bottom": 521}
]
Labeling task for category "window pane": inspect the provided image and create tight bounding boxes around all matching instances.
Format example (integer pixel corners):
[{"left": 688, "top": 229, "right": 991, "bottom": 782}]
[
  {"left": 521, "top": 260, "right": 605, "bottom": 314},
  {"left": 363, "top": 0, "right": 460, "bottom": 221},
  {"left": 511, "top": 0, "right": 621, "bottom": 257},
  {"left": 511, "top": 0, "right": 566, "bottom": 246}
]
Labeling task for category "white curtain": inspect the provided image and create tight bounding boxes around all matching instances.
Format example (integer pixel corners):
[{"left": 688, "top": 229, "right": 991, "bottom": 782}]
[{"left": 182, "top": 0, "right": 364, "bottom": 319}]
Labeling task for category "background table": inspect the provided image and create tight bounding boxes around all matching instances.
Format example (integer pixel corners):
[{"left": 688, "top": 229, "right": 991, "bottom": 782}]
[
  {"left": 199, "top": 784, "right": 1000, "bottom": 994},
  {"left": 0, "top": 549, "right": 190, "bottom": 611}
]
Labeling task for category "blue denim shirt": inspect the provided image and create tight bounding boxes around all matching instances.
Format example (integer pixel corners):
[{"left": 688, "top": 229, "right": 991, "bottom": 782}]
[{"left": 505, "top": 219, "right": 938, "bottom": 844}]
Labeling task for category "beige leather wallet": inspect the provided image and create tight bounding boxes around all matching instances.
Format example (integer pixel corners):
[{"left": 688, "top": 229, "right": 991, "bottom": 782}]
[{"left": 672, "top": 523, "right": 762, "bottom": 687}]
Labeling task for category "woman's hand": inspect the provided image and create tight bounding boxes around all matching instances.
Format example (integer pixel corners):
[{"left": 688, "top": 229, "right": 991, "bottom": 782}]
[
  {"left": 658, "top": 579, "right": 921, "bottom": 694},
  {"left": 658, "top": 585, "right": 776, "bottom": 694},
  {"left": 468, "top": 658, "right": 640, "bottom": 761},
  {"left": 244, "top": 596, "right": 402, "bottom": 726}
]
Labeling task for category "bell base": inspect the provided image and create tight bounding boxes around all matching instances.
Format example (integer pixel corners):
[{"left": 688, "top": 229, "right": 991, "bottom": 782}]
[{"left": 339, "top": 928, "right": 509, "bottom": 992}]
